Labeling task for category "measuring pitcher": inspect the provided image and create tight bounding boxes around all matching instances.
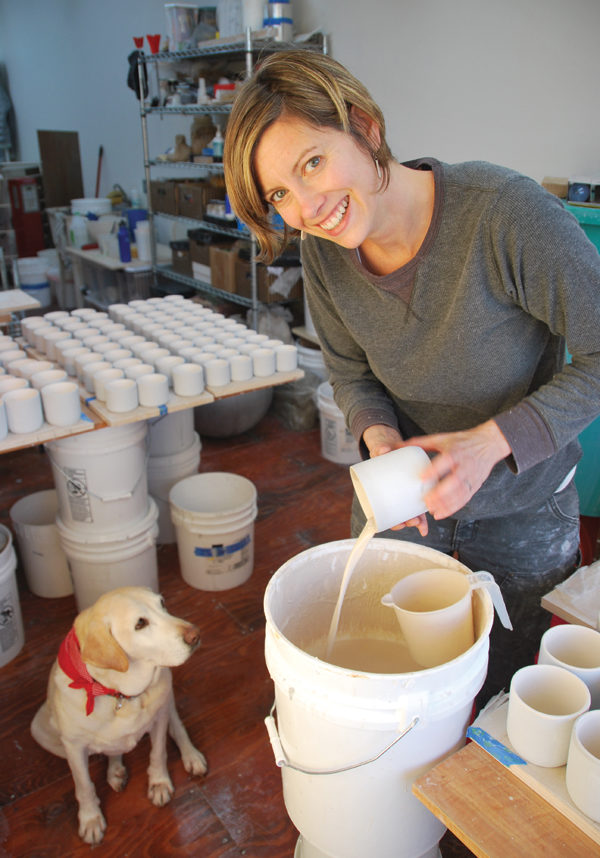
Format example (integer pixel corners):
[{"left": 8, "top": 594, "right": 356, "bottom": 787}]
[{"left": 381, "top": 568, "right": 512, "bottom": 668}]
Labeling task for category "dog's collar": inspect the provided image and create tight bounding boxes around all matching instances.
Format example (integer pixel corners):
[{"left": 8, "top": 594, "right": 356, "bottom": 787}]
[{"left": 58, "top": 628, "right": 130, "bottom": 716}]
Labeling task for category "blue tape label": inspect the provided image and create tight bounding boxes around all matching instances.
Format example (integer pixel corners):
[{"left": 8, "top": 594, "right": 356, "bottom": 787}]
[
  {"left": 194, "top": 534, "right": 251, "bottom": 558},
  {"left": 466, "top": 726, "right": 527, "bottom": 766}
]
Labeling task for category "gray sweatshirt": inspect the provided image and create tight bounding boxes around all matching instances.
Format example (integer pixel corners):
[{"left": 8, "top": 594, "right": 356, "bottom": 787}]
[{"left": 301, "top": 159, "right": 600, "bottom": 519}]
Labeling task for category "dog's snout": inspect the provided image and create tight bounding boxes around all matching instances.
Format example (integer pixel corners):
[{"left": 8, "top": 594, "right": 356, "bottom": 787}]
[{"left": 184, "top": 625, "right": 201, "bottom": 648}]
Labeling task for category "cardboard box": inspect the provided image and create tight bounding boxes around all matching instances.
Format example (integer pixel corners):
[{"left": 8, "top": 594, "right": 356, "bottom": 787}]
[
  {"left": 150, "top": 180, "right": 178, "bottom": 215},
  {"left": 171, "top": 240, "right": 192, "bottom": 277},
  {"left": 178, "top": 181, "right": 206, "bottom": 220},
  {"left": 235, "top": 259, "right": 303, "bottom": 303},
  {"left": 209, "top": 241, "right": 242, "bottom": 293},
  {"left": 542, "top": 176, "right": 568, "bottom": 199}
]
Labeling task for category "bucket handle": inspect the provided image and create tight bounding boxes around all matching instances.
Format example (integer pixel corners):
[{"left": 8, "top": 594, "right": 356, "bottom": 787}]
[
  {"left": 45, "top": 445, "right": 150, "bottom": 504},
  {"left": 264, "top": 702, "right": 419, "bottom": 776}
]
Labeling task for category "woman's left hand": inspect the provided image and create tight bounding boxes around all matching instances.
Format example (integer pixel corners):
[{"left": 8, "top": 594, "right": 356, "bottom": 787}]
[{"left": 403, "top": 419, "right": 511, "bottom": 520}]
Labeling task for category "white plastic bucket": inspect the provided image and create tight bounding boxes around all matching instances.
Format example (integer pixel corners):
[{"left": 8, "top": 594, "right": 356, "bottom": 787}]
[
  {"left": 147, "top": 408, "right": 195, "bottom": 457},
  {"left": 147, "top": 432, "right": 202, "bottom": 544},
  {"left": 297, "top": 343, "right": 328, "bottom": 382},
  {"left": 56, "top": 498, "right": 159, "bottom": 611},
  {"left": 9, "top": 490, "right": 73, "bottom": 598},
  {"left": 0, "top": 524, "right": 25, "bottom": 667},
  {"left": 45, "top": 422, "right": 149, "bottom": 531},
  {"left": 169, "top": 472, "right": 257, "bottom": 591},
  {"left": 317, "top": 382, "right": 360, "bottom": 465},
  {"left": 17, "top": 257, "right": 51, "bottom": 307},
  {"left": 264, "top": 538, "right": 493, "bottom": 858}
]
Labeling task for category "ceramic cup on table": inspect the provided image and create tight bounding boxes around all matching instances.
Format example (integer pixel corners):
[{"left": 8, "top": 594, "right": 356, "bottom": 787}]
[
  {"left": 565, "top": 709, "right": 600, "bottom": 821},
  {"left": 104, "top": 378, "right": 139, "bottom": 413},
  {"left": 93, "top": 368, "right": 124, "bottom": 402},
  {"left": 204, "top": 358, "right": 231, "bottom": 387},
  {"left": 3, "top": 387, "right": 44, "bottom": 434},
  {"left": 155, "top": 355, "right": 185, "bottom": 385},
  {"left": 252, "top": 347, "right": 276, "bottom": 378},
  {"left": 137, "top": 372, "right": 169, "bottom": 407},
  {"left": 538, "top": 624, "right": 600, "bottom": 709},
  {"left": 0, "top": 376, "right": 29, "bottom": 396},
  {"left": 275, "top": 344, "right": 298, "bottom": 372},
  {"left": 0, "top": 398, "right": 7, "bottom": 440},
  {"left": 41, "top": 381, "right": 81, "bottom": 427},
  {"left": 125, "top": 363, "right": 155, "bottom": 381},
  {"left": 172, "top": 362, "right": 204, "bottom": 397},
  {"left": 0, "top": 349, "right": 27, "bottom": 368},
  {"left": 506, "top": 663, "right": 591, "bottom": 767},
  {"left": 229, "top": 353, "right": 253, "bottom": 382},
  {"left": 31, "top": 368, "right": 68, "bottom": 391},
  {"left": 83, "top": 361, "right": 112, "bottom": 394}
]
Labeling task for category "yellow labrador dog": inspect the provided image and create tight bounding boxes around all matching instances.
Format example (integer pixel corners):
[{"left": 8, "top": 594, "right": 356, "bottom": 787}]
[{"left": 31, "top": 586, "right": 207, "bottom": 844}]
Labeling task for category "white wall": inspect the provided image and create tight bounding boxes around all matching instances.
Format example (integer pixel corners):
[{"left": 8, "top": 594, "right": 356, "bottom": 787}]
[{"left": 0, "top": 0, "right": 598, "bottom": 201}]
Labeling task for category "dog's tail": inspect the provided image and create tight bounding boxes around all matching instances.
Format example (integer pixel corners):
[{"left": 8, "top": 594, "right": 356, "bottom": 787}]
[{"left": 31, "top": 702, "right": 67, "bottom": 759}]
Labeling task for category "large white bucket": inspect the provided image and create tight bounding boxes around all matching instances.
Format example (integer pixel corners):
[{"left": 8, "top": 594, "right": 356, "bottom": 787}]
[
  {"left": 0, "top": 524, "right": 25, "bottom": 667},
  {"left": 264, "top": 538, "right": 493, "bottom": 858},
  {"left": 9, "top": 490, "right": 73, "bottom": 598},
  {"left": 45, "top": 422, "right": 149, "bottom": 531},
  {"left": 147, "top": 432, "right": 202, "bottom": 544},
  {"left": 17, "top": 257, "right": 51, "bottom": 308},
  {"left": 147, "top": 409, "right": 196, "bottom": 457},
  {"left": 317, "top": 382, "right": 360, "bottom": 466},
  {"left": 169, "top": 472, "right": 257, "bottom": 591},
  {"left": 56, "top": 498, "right": 159, "bottom": 611}
]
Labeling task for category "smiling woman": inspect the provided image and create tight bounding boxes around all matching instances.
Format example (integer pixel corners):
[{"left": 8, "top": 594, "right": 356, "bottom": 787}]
[{"left": 224, "top": 49, "right": 600, "bottom": 711}]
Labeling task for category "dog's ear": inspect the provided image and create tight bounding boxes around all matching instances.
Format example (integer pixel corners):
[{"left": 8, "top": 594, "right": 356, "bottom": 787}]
[{"left": 75, "top": 612, "right": 129, "bottom": 673}]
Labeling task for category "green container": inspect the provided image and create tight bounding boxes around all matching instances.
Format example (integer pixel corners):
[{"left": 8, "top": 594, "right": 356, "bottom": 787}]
[{"left": 564, "top": 202, "right": 600, "bottom": 516}]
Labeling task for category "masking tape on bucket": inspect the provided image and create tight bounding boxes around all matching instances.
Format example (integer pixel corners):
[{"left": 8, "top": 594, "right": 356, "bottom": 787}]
[{"left": 194, "top": 533, "right": 251, "bottom": 557}]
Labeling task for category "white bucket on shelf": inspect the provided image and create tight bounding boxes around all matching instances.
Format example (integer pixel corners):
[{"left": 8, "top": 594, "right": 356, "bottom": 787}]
[
  {"left": 45, "top": 422, "right": 149, "bottom": 531},
  {"left": 169, "top": 472, "right": 257, "bottom": 591},
  {"left": 16, "top": 257, "right": 51, "bottom": 308},
  {"left": 0, "top": 524, "right": 25, "bottom": 667},
  {"left": 264, "top": 538, "right": 493, "bottom": 858},
  {"left": 147, "top": 408, "right": 196, "bottom": 457},
  {"left": 316, "top": 382, "right": 360, "bottom": 466},
  {"left": 147, "top": 432, "right": 202, "bottom": 544},
  {"left": 9, "top": 490, "right": 73, "bottom": 598},
  {"left": 56, "top": 498, "right": 159, "bottom": 611}
]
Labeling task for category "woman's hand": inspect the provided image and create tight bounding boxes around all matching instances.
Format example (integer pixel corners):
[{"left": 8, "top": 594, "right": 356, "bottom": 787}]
[
  {"left": 404, "top": 419, "right": 511, "bottom": 520},
  {"left": 361, "top": 424, "right": 429, "bottom": 536}
]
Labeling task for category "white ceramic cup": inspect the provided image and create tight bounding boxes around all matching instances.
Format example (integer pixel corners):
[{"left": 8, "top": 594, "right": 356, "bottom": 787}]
[
  {"left": 137, "top": 372, "right": 169, "bottom": 407},
  {"left": 204, "top": 358, "right": 231, "bottom": 387},
  {"left": 93, "top": 368, "right": 124, "bottom": 402},
  {"left": 3, "top": 387, "right": 44, "bottom": 433},
  {"left": 143, "top": 347, "right": 170, "bottom": 368},
  {"left": 229, "top": 353, "right": 253, "bottom": 382},
  {"left": 30, "top": 369, "right": 69, "bottom": 391},
  {"left": 350, "top": 446, "right": 435, "bottom": 532},
  {"left": 42, "top": 329, "right": 71, "bottom": 360},
  {"left": 566, "top": 709, "right": 600, "bottom": 821},
  {"left": 0, "top": 376, "right": 29, "bottom": 396},
  {"left": 61, "top": 347, "right": 89, "bottom": 377},
  {"left": 104, "top": 348, "right": 133, "bottom": 364},
  {"left": 17, "top": 359, "right": 54, "bottom": 379},
  {"left": 74, "top": 351, "right": 103, "bottom": 382},
  {"left": 0, "top": 348, "right": 27, "bottom": 367},
  {"left": 380, "top": 568, "right": 510, "bottom": 668},
  {"left": 104, "top": 378, "right": 139, "bottom": 413},
  {"left": 275, "top": 344, "right": 298, "bottom": 372},
  {"left": 155, "top": 354, "right": 185, "bottom": 384},
  {"left": 125, "top": 362, "right": 155, "bottom": 381},
  {"left": 41, "top": 381, "right": 81, "bottom": 427},
  {"left": 506, "top": 664, "right": 591, "bottom": 767},
  {"left": 7, "top": 358, "right": 42, "bottom": 379},
  {"left": 252, "top": 347, "right": 276, "bottom": 377},
  {"left": 172, "top": 362, "right": 204, "bottom": 397},
  {"left": 83, "top": 360, "right": 112, "bottom": 394},
  {"left": 538, "top": 624, "right": 600, "bottom": 709},
  {"left": 0, "top": 398, "right": 7, "bottom": 440}
]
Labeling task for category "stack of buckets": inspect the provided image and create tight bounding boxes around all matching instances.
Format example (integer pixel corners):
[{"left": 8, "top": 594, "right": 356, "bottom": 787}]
[
  {"left": 45, "top": 422, "right": 159, "bottom": 610},
  {"left": 0, "top": 524, "right": 24, "bottom": 667},
  {"left": 146, "top": 410, "right": 202, "bottom": 545},
  {"left": 15, "top": 257, "right": 51, "bottom": 308}
]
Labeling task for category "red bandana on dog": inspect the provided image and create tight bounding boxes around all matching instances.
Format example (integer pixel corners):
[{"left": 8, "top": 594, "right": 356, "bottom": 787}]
[{"left": 58, "top": 628, "right": 127, "bottom": 716}]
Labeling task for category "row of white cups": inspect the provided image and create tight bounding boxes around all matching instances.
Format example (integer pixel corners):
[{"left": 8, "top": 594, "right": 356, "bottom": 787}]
[{"left": 0, "top": 294, "right": 299, "bottom": 434}]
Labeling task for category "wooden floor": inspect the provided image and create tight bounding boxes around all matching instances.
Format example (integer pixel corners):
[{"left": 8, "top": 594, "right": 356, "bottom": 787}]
[{"left": 0, "top": 410, "right": 483, "bottom": 857}]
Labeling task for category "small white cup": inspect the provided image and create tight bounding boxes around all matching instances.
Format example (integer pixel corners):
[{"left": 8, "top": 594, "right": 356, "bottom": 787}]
[
  {"left": 8, "top": 358, "right": 46, "bottom": 379},
  {"left": 229, "top": 353, "right": 253, "bottom": 382},
  {"left": 506, "top": 664, "right": 591, "bottom": 767},
  {"left": 83, "top": 360, "right": 111, "bottom": 394},
  {"left": 74, "top": 351, "right": 103, "bottom": 382},
  {"left": 3, "top": 387, "right": 44, "bottom": 433},
  {"left": 113, "top": 357, "right": 142, "bottom": 373},
  {"left": 252, "top": 347, "right": 276, "bottom": 377},
  {"left": 137, "top": 372, "right": 169, "bottom": 407},
  {"left": 93, "top": 368, "right": 124, "bottom": 402},
  {"left": 30, "top": 368, "right": 69, "bottom": 391},
  {"left": 0, "top": 376, "right": 29, "bottom": 396},
  {"left": 155, "top": 354, "right": 185, "bottom": 384},
  {"left": 350, "top": 446, "right": 435, "bottom": 532},
  {"left": 0, "top": 348, "right": 27, "bottom": 367},
  {"left": 41, "top": 381, "right": 81, "bottom": 427},
  {"left": 0, "top": 398, "right": 7, "bottom": 440},
  {"left": 275, "top": 344, "right": 298, "bottom": 372},
  {"left": 104, "top": 378, "right": 139, "bottom": 413},
  {"left": 61, "top": 347, "right": 89, "bottom": 377},
  {"left": 204, "top": 358, "right": 231, "bottom": 387},
  {"left": 42, "top": 329, "right": 71, "bottom": 360},
  {"left": 104, "top": 348, "right": 133, "bottom": 365},
  {"left": 538, "top": 624, "right": 600, "bottom": 709},
  {"left": 125, "top": 362, "right": 155, "bottom": 381},
  {"left": 566, "top": 709, "right": 600, "bottom": 821},
  {"left": 172, "top": 362, "right": 204, "bottom": 397}
]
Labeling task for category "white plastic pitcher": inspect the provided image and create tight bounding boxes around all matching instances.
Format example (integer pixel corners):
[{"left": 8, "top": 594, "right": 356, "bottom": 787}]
[{"left": 264, "top": 538, "right": 494, "bottom": 858}]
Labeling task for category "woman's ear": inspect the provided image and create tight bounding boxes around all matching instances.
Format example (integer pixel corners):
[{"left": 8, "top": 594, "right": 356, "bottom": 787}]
[{"left": 349, "top": 105, "right": 381, "bottom": 151}]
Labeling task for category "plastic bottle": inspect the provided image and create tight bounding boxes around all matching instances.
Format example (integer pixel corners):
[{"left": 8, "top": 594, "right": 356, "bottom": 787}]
[
  {"left": 118, "top": 221, "right": 132, "bottom": 263},
  {"left": 69, "top": 214, "right": 89, "bottom": 248},
  {"left": 211, "top": 128, "right": 224, "bottom": 163}
]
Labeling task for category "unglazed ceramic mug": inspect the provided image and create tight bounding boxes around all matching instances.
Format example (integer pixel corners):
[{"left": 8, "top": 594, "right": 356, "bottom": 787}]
[
  {"left": 104, "top": 378, "right": 139, "bottom": 413},
  {"left": 538, "top": 624, "right": 600, "bottom": 709},
  {"left": 137, "top": 372, "right": 169, "bottom": 407},
  {"left": 3, "top": 387, "right": 44, "bottom": 433},
  {"left": 172, "top": 363, "right": 204, "bottom": 397},
  {"left": 566, "top": 709, "right": 600, "bottom": 821},
  {"left": 41, "top": 381, "right": 81, "bottom": 427}
]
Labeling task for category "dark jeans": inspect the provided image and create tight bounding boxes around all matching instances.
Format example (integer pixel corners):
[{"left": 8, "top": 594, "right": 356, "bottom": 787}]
[{"left": 351, "top": 481, "right": 581, "bottom": 711}]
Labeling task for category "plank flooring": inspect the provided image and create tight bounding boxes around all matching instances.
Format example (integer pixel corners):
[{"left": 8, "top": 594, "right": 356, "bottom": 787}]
[{"left": 0, "top": 409, "right": 496, "bottom": 857}]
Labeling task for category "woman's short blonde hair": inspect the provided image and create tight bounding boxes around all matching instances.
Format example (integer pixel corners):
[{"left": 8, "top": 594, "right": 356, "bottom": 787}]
[{"left": 224, "top": 50, "right": 392, "bottom": 262}]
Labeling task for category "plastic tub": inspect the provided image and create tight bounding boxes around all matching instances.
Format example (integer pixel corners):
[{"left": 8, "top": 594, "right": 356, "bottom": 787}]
[
  {"left": 147, "top": 432, "right": 202, "bottom": 544},
  {"left": 317, "top": 382, "right": 360, "bottom": 465}
]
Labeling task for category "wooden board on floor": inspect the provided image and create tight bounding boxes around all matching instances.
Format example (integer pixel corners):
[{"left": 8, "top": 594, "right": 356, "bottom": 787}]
[
  {"left": 413, "top": 741, "right": 600, "bottom": 857},
  {"left": 37, "top": 130, "right": 84, "bottom": 207}
]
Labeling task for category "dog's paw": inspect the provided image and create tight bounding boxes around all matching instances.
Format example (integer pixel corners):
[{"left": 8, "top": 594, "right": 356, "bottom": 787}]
[
  {"left": 107, "top": 758, "right": 128, "bottom": 792},
  {"left": 182, "top": 747, "right": 208, "bottom": 776},
  {"left": 79, "top": 809, "right": 107, "bottom": 845},
  {"left": 148, "top": 777, "right": 174, "bottom": 807}
]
